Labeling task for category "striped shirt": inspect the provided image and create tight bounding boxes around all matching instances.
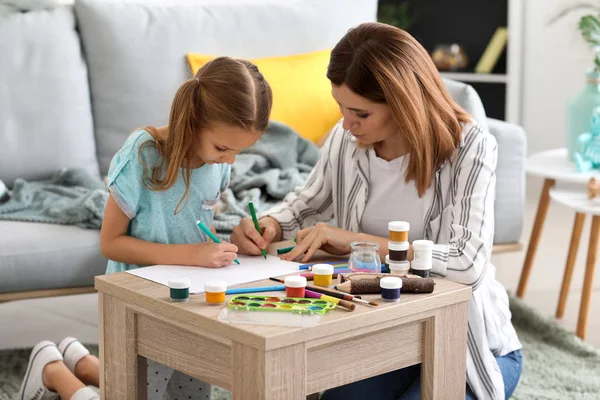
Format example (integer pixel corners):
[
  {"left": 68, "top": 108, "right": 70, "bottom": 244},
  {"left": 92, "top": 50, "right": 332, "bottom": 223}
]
[{"left": 263, "top": 120, "right": 522, "bottom": 400}]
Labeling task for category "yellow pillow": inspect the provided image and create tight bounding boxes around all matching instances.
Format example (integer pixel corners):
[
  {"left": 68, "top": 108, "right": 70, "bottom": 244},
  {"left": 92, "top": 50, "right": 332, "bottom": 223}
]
[{"left": 186, "top": 49, "right": 341, "bottom": 143}]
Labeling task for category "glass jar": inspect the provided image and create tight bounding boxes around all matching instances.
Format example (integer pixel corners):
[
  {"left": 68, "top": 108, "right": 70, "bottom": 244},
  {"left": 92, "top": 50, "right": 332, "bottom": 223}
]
[
  {"left": 567, "top": 71, "right": 600, "bottom": 160},
  {"left": 348, "top": 241, "right": 381, "bottom": 273}
]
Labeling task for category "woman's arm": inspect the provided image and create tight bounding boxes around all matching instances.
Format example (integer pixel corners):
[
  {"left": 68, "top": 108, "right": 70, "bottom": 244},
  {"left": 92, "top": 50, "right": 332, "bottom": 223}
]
[
  {"left": 431, "top": 128, "right": 497, "bottom": 288},
  {"left": 100, "top": 195, "right": 237, "bottom": 268},
  {"left": 260, "top": 123, "right": 339, "bottom": 238}
]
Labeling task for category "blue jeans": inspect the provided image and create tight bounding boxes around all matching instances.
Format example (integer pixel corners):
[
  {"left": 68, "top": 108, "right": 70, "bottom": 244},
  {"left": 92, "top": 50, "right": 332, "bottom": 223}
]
[{"left": 320, "top": 350, "right": 522, "bottom": 400}]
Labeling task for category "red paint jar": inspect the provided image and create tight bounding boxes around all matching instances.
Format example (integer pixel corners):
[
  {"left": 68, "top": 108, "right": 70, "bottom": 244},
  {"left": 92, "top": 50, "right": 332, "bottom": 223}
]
[{"left": 284, "top": 276, "right": 307, "bottom": 298}]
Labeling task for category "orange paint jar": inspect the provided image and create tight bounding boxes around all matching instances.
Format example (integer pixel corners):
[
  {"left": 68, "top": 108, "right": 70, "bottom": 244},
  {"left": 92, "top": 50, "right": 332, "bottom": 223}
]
[
  {"left": 204, "top": 280, "right": 227, "bottom": 304},
  {"left": 388, "top": 221, "right": 410, "bottom": 242}
]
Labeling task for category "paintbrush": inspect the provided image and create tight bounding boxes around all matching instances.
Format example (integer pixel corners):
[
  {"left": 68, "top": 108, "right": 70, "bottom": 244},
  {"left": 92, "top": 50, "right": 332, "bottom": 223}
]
[
  {"left": 270, "top": 277, "right": 378, "bottom": 307},
  {"left": 304, "top": 289, "right": 355, "bottom": 311}
]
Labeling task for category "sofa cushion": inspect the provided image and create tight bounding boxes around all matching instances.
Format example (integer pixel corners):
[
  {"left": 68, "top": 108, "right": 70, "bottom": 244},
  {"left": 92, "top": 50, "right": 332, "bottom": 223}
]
[
  {"left": 443, "top": 78, "right": 489, "bottom": 131},
  {"left": 0, "top": 6, "right": 99, "bottom": 188},
  {"left": 0, "top": 221, "right": 106, "bottom": 293},
  {"left": 74, "top": 0, "right": 378, "bottom": 175}
]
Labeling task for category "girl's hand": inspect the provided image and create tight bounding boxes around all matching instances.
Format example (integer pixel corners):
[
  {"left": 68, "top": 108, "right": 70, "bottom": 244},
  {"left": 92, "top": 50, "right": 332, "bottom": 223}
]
[
  {"left": 192, "top": 242, "right": 239, "bottom": 268},
  {"left": 280, "top": 223, "right": 357, "bottom": 263},
  {"left": 230, "top": 216, "right": 280, "bottom": 255}
]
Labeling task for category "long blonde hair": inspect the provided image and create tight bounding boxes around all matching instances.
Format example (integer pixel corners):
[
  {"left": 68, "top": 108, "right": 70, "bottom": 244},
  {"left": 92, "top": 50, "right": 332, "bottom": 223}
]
[
  {"left": 327, "top": 22, "right": 471, "bottom": 196},
  {"left": 140, "top": 57, "right": 273, "bottom": 213}
]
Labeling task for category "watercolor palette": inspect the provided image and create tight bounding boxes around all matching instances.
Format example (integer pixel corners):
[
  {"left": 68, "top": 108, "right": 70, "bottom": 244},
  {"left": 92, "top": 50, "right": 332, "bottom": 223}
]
[{"left": 227, "top": 295, "right": 336, "bottom": 315}]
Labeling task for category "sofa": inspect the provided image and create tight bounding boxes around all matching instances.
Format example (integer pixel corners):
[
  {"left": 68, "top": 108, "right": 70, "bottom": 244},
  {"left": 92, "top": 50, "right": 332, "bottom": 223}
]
[{"left": 0, "top": 0, "right": 526, "bottom": 300}]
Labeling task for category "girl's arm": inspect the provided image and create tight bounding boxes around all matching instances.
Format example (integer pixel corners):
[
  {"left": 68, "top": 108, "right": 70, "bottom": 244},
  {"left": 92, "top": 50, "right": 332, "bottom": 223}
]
[
  {"left": 100, "top": 195, "right": 237, "bottom": 267},
  {"left": 431, "top": 127, "right": 497, "bottom": 289}
]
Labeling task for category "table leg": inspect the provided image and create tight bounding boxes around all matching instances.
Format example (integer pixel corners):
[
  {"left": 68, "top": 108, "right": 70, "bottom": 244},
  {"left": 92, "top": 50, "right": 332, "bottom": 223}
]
[
  {"left": 99, "top": 293, "right": 147, "bottom": 400},
  {"left": 232, "top": 342, "right": 306, "bottom": 400},
  {"left": 517, "top": 178, "right": 556, "bottom": 298},
  {"left": 421, "top": 302, "right": 469, "bottom": 400},
  {"left": 577, "top": 215, "right": 600, "bottom": 340},
  {"left": 556, "top": 212, "right": 586, "bottom": 318}
]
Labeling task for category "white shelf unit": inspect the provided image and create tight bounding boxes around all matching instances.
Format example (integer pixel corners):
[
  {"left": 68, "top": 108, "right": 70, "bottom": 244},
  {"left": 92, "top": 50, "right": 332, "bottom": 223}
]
[{"left": 440, "top": 0, "right": 523, "bottom": 125}]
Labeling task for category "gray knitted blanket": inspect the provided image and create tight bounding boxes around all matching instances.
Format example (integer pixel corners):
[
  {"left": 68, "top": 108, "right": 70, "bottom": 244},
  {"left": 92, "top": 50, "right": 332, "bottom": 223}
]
[
  {"left": 0, "top": 122, "right": 319, "bottom": 233},
  {"left": 0, "top": 168, "right": 108, "bottom": 229},
  {"left": 214, "top": 121, "right": 320, "bottom": 240}
]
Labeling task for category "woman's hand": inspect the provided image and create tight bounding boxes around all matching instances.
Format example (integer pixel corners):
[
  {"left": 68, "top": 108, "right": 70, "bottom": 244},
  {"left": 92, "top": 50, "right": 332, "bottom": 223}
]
[
  {"left": 230, "top": 216, "right": 282, "bottom": 255},
  {"left": 280, "top": 223, "right": 358, "bottom": 263},
  {"left": 191, "top": 242, "right": 238, "bottom": 268}
]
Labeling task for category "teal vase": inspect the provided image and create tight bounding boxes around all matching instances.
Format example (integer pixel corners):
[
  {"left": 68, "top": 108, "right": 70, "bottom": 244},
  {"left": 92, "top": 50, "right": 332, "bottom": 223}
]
[{"left": 567, "top": 71, "right": 600, "bottom": 160}]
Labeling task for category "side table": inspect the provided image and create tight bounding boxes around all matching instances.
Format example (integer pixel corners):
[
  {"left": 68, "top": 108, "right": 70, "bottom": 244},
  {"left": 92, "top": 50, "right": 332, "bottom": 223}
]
[
  {"left": 516, "top": 148, "right": 600, "bottom": 299},
  {"left": 549, "top": 187, "right": 599, "bottom": 339}
]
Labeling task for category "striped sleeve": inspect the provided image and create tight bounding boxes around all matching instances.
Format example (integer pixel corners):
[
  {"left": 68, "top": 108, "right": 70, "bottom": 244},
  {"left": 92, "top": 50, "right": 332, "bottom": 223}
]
[
  {"left": 260, "top": 124, "right": 338, "bottom": 239},
  {"left": 431, "top": 126, "right": 498, "bottom": 289}
]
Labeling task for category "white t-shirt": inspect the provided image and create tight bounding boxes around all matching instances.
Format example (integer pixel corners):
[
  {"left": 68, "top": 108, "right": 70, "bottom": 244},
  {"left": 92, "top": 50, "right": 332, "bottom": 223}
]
[{"left": 359, "top": 148, "right": 426, "bottom": 242}]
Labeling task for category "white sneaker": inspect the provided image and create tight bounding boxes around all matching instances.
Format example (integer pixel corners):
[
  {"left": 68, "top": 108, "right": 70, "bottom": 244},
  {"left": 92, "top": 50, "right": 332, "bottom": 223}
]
[
  {"left": 17, "top": 341, "right": 62, "bottom": 400},
  {"left": 57, "top": 337, "right": 90, "bottom": 374}
]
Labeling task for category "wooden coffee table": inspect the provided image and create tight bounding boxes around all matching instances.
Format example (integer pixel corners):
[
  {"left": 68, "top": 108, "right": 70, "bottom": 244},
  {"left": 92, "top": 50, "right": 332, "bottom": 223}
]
[{"left": 96, "top": 263, "right": 471, "bottom": 399}]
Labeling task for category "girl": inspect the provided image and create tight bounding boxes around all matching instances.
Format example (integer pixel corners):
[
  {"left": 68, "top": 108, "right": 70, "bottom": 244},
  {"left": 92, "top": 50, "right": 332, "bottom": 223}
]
[
  {"left": 18, "top": 56, "right": 272, "bottom": 400},
  {"left": 231, "top": 23, "right": 522, "bottom": 400}
]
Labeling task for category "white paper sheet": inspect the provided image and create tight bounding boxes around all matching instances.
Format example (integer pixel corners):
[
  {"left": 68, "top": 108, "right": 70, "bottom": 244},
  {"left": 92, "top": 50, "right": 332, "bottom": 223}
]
[{"left": 126, "top": 255, "right": 300, "bottom": 294}]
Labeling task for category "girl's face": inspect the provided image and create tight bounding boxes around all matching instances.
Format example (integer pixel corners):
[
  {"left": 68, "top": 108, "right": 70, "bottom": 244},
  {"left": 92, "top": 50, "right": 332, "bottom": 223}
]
[
  {"left": 195, "top": 122, "right": 262, "bottom": 165},
  {"left": 331, "top": 83, "right": 397, "bottom": 146}
]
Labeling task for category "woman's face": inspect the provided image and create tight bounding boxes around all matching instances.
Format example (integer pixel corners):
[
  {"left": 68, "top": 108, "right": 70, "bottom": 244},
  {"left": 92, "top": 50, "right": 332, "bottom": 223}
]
[{"left": 331, "top": 83, "right": 397, "bottom": 146}]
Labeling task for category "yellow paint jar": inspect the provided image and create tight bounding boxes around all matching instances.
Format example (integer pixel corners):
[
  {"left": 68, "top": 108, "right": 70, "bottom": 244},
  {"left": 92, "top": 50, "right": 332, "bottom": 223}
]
[
  {"left": 204, "top": 280, "right": 227, "bottom": 304},
  {"left": 389, "top": 221, "right": 410, "bottom": 242},
  {"left": 312, "top": 264, "right": 334, "bottom": 287}
]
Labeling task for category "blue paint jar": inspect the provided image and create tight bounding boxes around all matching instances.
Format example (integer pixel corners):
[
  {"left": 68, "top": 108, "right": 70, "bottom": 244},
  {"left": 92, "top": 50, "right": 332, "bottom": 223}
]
[{"left": 380, "top": 277, "right": 402, "bottom": 302}]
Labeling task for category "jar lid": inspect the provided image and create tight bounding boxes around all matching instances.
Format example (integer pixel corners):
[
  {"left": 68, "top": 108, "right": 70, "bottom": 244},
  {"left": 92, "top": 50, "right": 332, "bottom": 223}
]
[
  {"left": 388, "top": 241, "right": 409, "bottom": 251},
  {"left": 385, "top": 254, "right": 390, "bottom": 264},
  {"left": 388, "top": 221, "right": 410, "bottom": 231},
  {"left": 204, "top": 280, "right": 227, "bottom": 292},
  {"left": 380, "top": 276, "right": 403, "bottom": 289},
  {"left": 285, "top": 275, "right": 307, "bottom": 288},
  {"left": 312, "top": 264, "right": 334, "bottom": 275},
  {"left": 168, "top": 277, "right": 191, "bottom": 289},
  {"left": 411, "top": 260, "right": 432, "bottom": 270},
  {"left": 412, "top": 240, "right": 434, "bottom": 250},
  {"left": 389, "top": 260, "right": 410, "bottom": 269}
]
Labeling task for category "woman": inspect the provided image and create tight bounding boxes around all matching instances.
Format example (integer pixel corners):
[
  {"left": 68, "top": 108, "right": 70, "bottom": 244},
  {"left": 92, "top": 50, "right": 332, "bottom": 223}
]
[{"left": 231, "top": 22, "right": 522, "bottom": 399}]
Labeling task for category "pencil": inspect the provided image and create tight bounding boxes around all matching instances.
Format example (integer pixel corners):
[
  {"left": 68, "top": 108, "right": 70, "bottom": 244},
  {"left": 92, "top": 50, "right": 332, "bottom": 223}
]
[
  {"left": 248, "top": 201, "right": 267, "bottom": 259},
  {"left": 298, "top": 260, "right": 349, "bottom": 270},
  {"left": 196, "top": 220, "right": 240, "bottom": 265},
  {"left": 225, "top": 285, "right": 285, "bottom": 295}
]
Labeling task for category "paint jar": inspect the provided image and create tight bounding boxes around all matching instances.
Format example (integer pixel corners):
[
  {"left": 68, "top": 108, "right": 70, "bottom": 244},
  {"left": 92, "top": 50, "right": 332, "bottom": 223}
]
[
  {"left": 388, "top": 259, "right": 411, "bottom": 276},
  {"left": 168, "top": 277, "right": 191, "bottom": 302},
  {"left": 411, "top": 260, "right": 432, "bottom": 278},
  {"left": 312, "top": 264, "right": 334, "bottom": 287},
  {"left": 348, "top": 241, "right": 382, "bottom": 273},
  {"left": 284, "top": 276, "right": 307, "bottom": 298},
  {"left": 380, "top": 276, "right": 402, "bottom": 302},
  {"left": 204, "top": 280, "right": 227, "bottom": 304},
  {"left": 388, "top": 241, "right": 409, "bottom": 262},
  {"left": 412, "top": 240, "right": 434, "bottom": 263},
  {"left": 388, "top": 221, "right": 410, "bottom": 242}
]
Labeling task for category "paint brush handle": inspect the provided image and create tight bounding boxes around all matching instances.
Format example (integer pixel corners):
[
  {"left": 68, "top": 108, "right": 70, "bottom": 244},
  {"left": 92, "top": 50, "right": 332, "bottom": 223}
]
[
  {"left": 305, "top": 285, "right": 355, "bottom": 301},
  {"left": 304, "top": 289, "right": 355, "bottom": 311}
]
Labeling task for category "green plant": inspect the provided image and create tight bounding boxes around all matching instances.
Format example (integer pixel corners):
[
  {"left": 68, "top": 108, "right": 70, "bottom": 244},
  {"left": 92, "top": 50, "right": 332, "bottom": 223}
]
[
  {"left": 377, "top": 2, "right": 414, "bottom": 31},
  {"left": 579, "top": 14, "right": 600, "bottom": 71},
  {"left": 548, "top": 3, "right": 600, "bottom": 71}
]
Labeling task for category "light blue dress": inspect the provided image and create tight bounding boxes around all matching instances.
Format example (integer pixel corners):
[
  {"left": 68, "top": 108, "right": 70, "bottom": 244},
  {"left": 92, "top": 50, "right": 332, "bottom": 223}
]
[{"left": 105, "top": 130, "right": 230, "bottom": 273}]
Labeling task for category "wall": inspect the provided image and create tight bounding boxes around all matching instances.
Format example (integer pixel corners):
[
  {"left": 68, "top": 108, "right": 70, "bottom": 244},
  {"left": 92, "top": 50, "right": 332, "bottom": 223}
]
[{"left": 522, "top": 0, "right": 599, "bottom": 154}]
